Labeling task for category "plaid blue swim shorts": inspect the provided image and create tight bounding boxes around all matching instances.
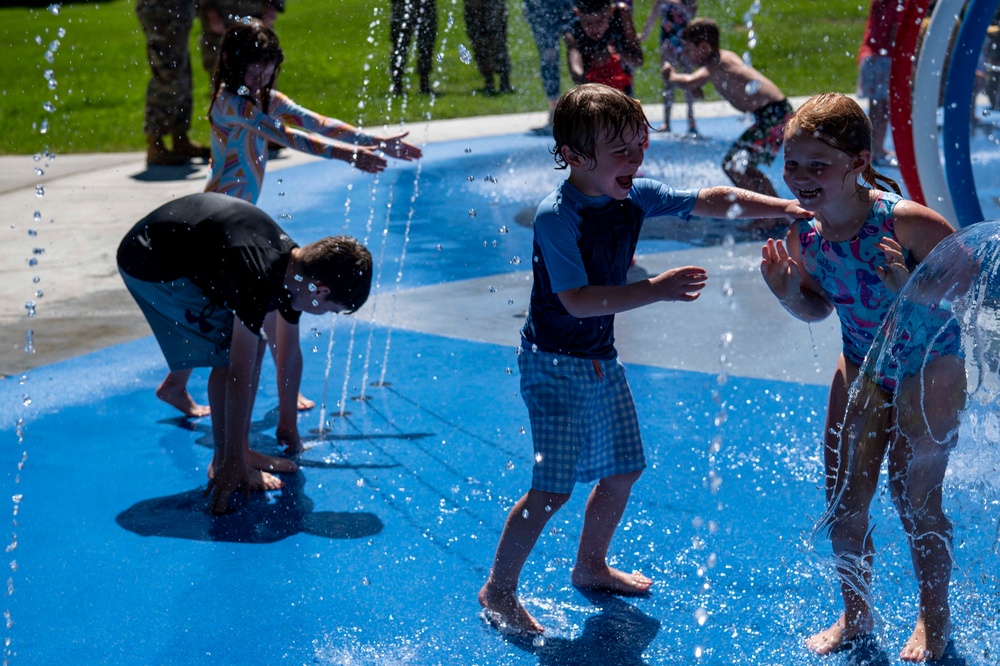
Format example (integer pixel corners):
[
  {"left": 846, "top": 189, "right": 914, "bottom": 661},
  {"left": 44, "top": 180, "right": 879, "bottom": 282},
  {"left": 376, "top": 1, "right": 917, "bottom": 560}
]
[{"left": 518, "top": 348, "right": 645, "bottom": 494}]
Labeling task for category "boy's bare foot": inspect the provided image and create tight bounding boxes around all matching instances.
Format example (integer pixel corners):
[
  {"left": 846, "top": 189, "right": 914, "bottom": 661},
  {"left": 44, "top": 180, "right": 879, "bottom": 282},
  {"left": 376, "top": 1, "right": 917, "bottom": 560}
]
[
  {"left": 297, "top": 393, "right": 315, "bottom": 411},
  {"left": 155, "top": 384, "right": 210, "bottom": 418},
  {"left": 900, "top": 614, "right": 950, "bottom": 662},
  {"left": 478, "top": 582, "right": 544, "bottom": 635},
  {"left": 245, "top": 448, "right": 298, "bottom": 473},
  {"left": 571, "top": 565, "right": 652, "bottom": 596}
]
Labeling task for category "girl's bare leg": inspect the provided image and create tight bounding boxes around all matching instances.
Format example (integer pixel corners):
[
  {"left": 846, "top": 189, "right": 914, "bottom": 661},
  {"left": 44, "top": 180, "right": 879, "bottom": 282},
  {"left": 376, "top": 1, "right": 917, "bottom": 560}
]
[
  {"left": 157, "top": 368, "right": 210, "bottom": 417},
  {"left": 892, "top": 356, "right": 964, "bottom": 661},
  {"left": 808, "top": 357, "right": 888, "bottom": 655}
]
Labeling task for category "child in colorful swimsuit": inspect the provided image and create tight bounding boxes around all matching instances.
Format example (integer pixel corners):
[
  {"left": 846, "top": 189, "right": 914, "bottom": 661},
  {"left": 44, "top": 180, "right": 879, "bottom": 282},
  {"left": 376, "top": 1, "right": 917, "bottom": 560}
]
[
  {"left": 156, "top": 20, "right": 421, "bottom": 453},
  {"left": 760, "top": 93, "right": 960, "bottom": 662},
  {"left": 639, "top": 0, "right": 698, "bottom": 133},
  {"left": 565, "top": 0, "right": 644, "bottom": 95}
]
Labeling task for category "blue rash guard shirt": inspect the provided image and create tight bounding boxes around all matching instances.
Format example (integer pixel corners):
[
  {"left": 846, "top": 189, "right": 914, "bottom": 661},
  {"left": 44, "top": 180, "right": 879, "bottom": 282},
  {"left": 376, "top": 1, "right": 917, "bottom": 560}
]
[{"left": 521, "top": 178, "right": 698, "bottom": 359}]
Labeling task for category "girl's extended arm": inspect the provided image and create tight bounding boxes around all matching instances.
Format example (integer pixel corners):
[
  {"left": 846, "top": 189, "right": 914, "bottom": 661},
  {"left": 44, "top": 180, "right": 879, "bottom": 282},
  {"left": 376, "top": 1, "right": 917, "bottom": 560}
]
[
  {"left": 876, "top": 199, "right": 955, "bottom": 292},
  {"left": 273, "top": 92, "right": 421, "bottom": 161},
  {"left": 692, "top": 186, "right": 811, "bottom": 222}
]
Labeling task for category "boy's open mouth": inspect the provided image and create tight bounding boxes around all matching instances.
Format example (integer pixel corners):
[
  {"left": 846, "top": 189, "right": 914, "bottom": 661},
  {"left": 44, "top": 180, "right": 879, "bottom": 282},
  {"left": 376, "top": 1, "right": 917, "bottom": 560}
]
[{"left": 616, "top": 175, "right": 633, "bottom": 189}]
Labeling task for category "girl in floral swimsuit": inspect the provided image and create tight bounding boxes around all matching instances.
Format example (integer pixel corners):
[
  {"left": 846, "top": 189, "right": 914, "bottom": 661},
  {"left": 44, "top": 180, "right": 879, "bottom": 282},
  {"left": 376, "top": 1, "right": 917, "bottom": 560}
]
[{"left": 760, "top": 93, "right": 961, "bottom": 663}]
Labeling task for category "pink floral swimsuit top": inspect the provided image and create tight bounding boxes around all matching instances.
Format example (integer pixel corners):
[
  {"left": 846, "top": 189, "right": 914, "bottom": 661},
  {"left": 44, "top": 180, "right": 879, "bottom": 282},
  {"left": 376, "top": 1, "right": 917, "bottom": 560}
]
[
  {"left": 206, "top": 89, "right": 358, "bottom": 203},
  {"left": 796, "top": 191, "right": 913, "bottom": 366}
]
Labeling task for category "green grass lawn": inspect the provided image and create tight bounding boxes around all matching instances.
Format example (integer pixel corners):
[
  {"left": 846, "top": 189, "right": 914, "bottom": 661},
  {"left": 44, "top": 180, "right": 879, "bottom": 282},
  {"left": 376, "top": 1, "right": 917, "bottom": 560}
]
[{"left": 0, "top": 0, "right": 866, "bottom": 155}]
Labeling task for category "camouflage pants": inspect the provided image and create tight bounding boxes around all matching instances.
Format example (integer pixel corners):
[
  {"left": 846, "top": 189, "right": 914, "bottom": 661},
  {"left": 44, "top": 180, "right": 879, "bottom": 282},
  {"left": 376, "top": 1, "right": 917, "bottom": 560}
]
[
  {"left": 390, "top": 0, "right": 437, "bottom": 89},
  {"left": 136, "top": 0, "right": 197, "bottom": 137}
]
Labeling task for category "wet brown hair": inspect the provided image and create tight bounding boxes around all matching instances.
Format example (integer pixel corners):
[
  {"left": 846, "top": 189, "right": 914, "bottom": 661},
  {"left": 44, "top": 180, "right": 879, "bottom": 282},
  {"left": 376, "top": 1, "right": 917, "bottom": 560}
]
[
  {"left": 298, "top": 236, "right": 373, "bottom": 313},
  {"left": 552, "top": 83, "right": 651, "bottom": 170},
  {"left": 784, "top": 93, "right": 901, "bottom": 195},
  {"left": 681, "top": 17, "right": 720, "bottom": 55},
  {"left": 209, "top": 19, "right": 284, "bottom": 116}
]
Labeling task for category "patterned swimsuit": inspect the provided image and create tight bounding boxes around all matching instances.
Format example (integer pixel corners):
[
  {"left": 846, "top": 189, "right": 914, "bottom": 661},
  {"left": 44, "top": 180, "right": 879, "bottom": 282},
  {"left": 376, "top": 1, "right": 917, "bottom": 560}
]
[
  {"left": 206, "top": 89, "right": 358, "bottom": 203},
  {"left": 798, "top": 191, "right": 959, "bottom": 390}
]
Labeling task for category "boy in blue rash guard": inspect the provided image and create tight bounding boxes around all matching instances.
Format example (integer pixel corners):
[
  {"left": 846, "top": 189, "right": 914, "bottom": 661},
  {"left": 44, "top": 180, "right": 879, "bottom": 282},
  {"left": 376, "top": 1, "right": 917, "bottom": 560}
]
[{"left": 478, "top": 83, "right": 812, "bottom": 635}]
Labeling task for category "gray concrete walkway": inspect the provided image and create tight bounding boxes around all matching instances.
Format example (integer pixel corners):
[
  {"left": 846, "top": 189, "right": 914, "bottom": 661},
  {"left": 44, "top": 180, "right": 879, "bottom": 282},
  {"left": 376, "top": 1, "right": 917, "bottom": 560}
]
[{"left": 0, "top": 99, "right": 835, "bottom": 380}]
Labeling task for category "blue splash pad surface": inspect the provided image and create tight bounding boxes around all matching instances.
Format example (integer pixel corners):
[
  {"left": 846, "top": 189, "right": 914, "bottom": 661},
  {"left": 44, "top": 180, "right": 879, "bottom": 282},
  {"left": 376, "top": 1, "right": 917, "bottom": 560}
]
[
  {"left": 1, "top": 122, "right": 998, "bottom": 664},
  {"left": 2, "top": 325, "right": 996, "bottom": 664}
]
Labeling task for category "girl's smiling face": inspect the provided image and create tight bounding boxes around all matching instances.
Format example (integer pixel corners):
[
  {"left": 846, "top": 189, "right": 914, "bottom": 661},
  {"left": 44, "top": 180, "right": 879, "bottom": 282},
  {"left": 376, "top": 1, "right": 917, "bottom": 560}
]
[
  {"left": 782, "top": 131, "right": 867, "bottom": 212},
  {"left": 567, "top": 123, "right": 647, "bottom": 199}
]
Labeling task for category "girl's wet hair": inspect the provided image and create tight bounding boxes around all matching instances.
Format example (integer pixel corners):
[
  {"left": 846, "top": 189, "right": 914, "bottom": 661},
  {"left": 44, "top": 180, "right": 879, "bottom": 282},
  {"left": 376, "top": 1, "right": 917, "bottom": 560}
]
[
  {"left": 784, "top": 92, "right": 901, "bottom": 195},
  {"left": 210, "top": 19, "right": 284, "bottom": 115},
  {"left": 552, "top": 83, "right": 651, "bottom": 170}
]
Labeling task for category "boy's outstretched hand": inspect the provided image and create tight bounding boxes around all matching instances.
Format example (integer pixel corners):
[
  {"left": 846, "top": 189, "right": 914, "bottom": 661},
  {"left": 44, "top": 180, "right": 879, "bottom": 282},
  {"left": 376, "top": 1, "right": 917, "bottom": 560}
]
[{"left": 650, "top": 265, "right": 708, "bottom": 302}]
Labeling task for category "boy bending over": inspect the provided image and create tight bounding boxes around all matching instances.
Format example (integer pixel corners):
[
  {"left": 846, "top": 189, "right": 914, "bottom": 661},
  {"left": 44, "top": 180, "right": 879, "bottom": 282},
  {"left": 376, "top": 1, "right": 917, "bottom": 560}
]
[
  {"left": 664, "top": 17, "right": 791, "bottom": 202},
  {"left": 478, "top": 83, "right": 810, "bottom": 635},
  {"left": 117, "top": 192, "right": 372, "bottom": 514}
]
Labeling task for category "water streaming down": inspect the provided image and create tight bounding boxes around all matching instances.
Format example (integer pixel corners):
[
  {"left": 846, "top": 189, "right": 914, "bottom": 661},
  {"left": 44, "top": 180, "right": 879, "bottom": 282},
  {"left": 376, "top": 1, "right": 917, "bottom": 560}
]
[
  {"left": 816, "top": 221, "right": 1000, "bottom": 652},
  {"left": 8, "top": 5, "right": 66, "bottom": 661}
]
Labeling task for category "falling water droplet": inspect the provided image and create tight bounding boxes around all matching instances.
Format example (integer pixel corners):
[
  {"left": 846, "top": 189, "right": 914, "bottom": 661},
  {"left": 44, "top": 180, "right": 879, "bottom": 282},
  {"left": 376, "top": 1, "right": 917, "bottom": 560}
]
[
  {"left": 506, "top": 461, "right": 515, "bottom": 470},
  {"left": 521, "top": 509, "right": 529, "bottom": 519},
  {"left": 42, "top": 101, "right": 55, "bottom": 113},
  {"left": 726, "top": 203, "right": 744, "bottom": 219},
  {"left": 468, "top": 209, "right": 477, "bottom": 218},
  {"left": 33, "top": 211, "right": 41, "bottom": 222},
  {"left": 35, "top": 185, "right": 44, "bottom": 198},
  {"left": 744, "top": 80, "right": 761, "bottom": 95},
  {"left": 47, "top": 3, "right": 60, "bottom": 15},
  {"left": 497, "top": 226, "right": 508, "bottom": 234},
  {"left": 24, "top": 302, "right": 36, "bottom": 318},
  {"left": 39, "top": 120, "right": 49, "bottom": 135},
  {"left": 237, "top": 85, "right": 250, "bottom": 96},
  {"left": 458, "top": 44, "right": 472, "bottom": 64},
  {"left": 509, "top": 256, "right": 521, "bottom": 265}
]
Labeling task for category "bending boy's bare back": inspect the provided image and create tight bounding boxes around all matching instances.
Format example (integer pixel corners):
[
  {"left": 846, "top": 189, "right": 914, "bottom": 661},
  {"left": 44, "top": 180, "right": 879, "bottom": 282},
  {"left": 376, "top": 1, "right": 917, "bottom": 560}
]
[{"left": 701, "top": 49, "right": 784, "bottom": 113}]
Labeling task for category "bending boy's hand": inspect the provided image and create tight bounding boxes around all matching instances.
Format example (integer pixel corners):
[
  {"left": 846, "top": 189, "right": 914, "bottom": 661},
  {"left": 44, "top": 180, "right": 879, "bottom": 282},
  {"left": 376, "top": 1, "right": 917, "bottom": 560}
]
[
  {"left": 650, "top": 266, "right": 708, "bottom": 302},
  {"left": 876, "top": 237, "right": 909, "bottom": 293},
  {"left": 374, "top": 132, "right": 422, "bottom": 161},
  {"left": 277, "top": 423, "right": 303, "bottom": 455}
]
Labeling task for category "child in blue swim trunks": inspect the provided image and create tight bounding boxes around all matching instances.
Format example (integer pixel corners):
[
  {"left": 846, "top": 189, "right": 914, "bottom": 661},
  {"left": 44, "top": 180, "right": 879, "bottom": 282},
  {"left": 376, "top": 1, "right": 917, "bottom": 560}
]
[
  {"left": 478, "top": 82, "right": 812, "bottom": 636},
  {"left": 760, "top": 93, "right": 960, "bottom": 661}
]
